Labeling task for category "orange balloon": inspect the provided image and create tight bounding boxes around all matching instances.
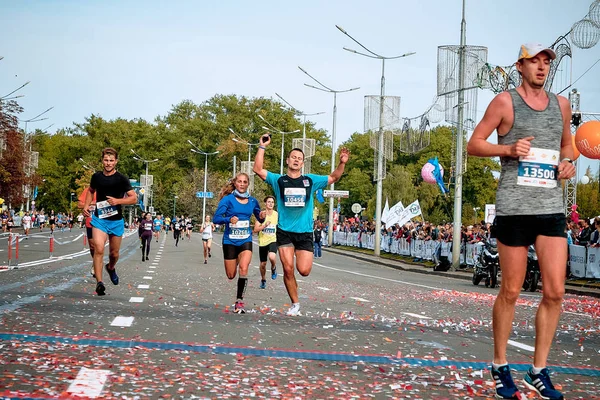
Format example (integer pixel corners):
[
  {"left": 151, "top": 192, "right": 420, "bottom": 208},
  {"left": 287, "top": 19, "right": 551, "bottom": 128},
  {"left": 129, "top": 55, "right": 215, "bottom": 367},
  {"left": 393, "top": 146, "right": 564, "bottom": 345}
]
[
  {"left": 575, "top": 120, "right": 600, "bottom": 160},
  {"left": 571, "top": 134, "right": 580, "bottom": 161}
]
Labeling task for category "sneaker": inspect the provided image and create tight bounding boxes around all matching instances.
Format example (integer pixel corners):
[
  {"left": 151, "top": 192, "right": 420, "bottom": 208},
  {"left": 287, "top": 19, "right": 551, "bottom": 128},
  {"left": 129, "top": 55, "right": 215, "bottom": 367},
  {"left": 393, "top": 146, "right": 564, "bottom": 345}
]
[
  {"left": 491, "top": 365, "right": 521, "bottom": 399},
  {"left": 95, "top": 281, "right": 106, "bottom": 296},
  {"left": 105, "top": 263, "right": 119, "bottom": 285},
  {"left": 523, "top": 368, "right": 563, "bottom": 400},
  {"left": 208, "top": 250, "right": 211, "bottom": 258},
  {"left": 271, "top": 267, "right": 277, "bottom": 280},
  {"left": 204, "top": 260, "right": 207, "bottom": 264},
  {"left": 286, "top": 303, "right": 301, "bottom": 316},
  {"left": 234, "top": 301, "right": 246, "bottom": 314},
  {"left": 259, "top": 280, "right": 266, "bottom": 289}
]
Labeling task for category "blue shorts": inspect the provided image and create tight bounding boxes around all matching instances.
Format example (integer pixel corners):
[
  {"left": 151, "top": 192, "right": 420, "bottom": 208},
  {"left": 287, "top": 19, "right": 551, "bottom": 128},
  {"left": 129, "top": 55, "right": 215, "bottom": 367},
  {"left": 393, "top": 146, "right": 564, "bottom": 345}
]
[{"left": 91, "top": 215, "right": 125, "bottom": 237}]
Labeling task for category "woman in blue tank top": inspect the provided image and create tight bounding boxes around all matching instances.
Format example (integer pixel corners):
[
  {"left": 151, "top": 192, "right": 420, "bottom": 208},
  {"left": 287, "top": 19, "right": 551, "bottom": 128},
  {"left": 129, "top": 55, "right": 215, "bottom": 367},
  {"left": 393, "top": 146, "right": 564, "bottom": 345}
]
[{"left": 213, "top": 173, "right": 265, "bottom": 314}]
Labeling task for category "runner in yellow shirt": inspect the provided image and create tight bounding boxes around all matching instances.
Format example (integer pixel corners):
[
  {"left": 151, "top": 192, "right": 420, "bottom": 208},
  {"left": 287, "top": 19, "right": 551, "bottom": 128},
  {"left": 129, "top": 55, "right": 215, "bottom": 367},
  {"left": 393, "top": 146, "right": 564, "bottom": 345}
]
[{"left": 254, "top": 195, "right": 278, "bottom": 289}]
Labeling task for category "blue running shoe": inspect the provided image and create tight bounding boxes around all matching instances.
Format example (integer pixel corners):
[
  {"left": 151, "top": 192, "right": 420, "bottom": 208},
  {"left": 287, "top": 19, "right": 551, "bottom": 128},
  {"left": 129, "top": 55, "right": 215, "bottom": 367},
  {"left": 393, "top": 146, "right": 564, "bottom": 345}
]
[
  {"left": 105, "top": 263, "right": 119, "bottom": 285},
  {"left": 271, "top": 267, "right": 277, "bottom": 280},
  {"left": 523, "top": 368, "right": 563, "bottom": 400},
  {"left": 491, "top": 365, "right": 522, "bottom": 399},
  {"left": 259, "top": 280, "right": 266, "bottom": 289}
]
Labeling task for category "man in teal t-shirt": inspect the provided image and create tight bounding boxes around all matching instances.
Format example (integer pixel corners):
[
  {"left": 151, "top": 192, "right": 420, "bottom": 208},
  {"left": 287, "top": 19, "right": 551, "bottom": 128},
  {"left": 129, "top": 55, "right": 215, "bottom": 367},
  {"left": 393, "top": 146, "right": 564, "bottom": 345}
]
[{"left": 254, "top": 134, "right": 350, "bottom": 316}]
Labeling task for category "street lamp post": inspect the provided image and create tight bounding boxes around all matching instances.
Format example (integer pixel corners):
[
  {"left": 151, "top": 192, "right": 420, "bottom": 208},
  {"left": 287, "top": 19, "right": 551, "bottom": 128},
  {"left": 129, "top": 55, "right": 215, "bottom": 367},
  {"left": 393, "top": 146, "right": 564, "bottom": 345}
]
[
  {"left": 173, "top": 195, "right": 178, "bottom": 218},
  {"left": 274, "top": 93, "right": 325, "bottom": 174},
  {"left": 70, "top": 192, "right": 75, "bottom": 214},
  {"left": 229, "top": 128, "right": 260, "bottom": 163},
  {"left": 298, "top": 66, "right": 359, "bottom": 246},
  {"left": 188, "top": 140, "right": 219, "bottom": 224},
  {"left": 130, "top": 149, "right": 159, "bottom": 212},
  {"left": 258, "top": 115, "right": 300, "bottom": 175},
  {"left": 336, "top": 25, "right": 415, "bottom": 257},
  {"left": 20, "top": 106, "right": 54, "bottom": 212}
]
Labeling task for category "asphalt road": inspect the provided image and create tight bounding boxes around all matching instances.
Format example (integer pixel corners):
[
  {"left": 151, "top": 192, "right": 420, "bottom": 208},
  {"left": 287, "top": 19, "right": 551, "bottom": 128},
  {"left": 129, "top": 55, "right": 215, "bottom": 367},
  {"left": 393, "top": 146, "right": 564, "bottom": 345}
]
[{"left": 0, "top": 230, "right": 598, "bottom": 399}]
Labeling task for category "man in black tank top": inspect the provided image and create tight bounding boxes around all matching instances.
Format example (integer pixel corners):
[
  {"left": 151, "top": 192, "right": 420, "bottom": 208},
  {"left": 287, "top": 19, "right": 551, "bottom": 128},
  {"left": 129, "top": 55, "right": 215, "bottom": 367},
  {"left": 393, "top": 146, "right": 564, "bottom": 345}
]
[{"left": 467, "top": 43, "right": 575, "bottom": 400}]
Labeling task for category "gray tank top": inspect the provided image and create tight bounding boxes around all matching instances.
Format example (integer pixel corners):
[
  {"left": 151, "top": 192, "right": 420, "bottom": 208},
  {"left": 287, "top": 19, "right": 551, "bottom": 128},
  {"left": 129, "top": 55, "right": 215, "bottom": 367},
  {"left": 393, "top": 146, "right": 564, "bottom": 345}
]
[{"left": 496, "top": 89, "right": 564, "bottom": 216}]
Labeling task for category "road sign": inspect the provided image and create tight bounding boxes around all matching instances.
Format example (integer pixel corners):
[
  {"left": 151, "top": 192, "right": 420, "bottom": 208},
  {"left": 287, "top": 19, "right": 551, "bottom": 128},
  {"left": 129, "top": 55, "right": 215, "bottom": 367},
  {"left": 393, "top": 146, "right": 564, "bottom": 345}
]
[
  {"left": 323, "top": 190, "right": 349, "bottom": 198},
  {"left": 351, "top": 203, "right": 362, "bottom": 213},
  {"left": 196, "top": 191, "right": 214, "bottom": 199},
  {"left": 139, "top": 188, "right": 145, "bottom": 195}
]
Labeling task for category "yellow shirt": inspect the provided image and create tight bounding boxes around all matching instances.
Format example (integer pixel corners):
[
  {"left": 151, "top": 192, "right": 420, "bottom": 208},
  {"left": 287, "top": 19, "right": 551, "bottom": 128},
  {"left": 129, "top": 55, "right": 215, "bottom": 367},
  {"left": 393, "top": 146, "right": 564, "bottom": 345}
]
[{"left": 258, "top": 211, "right": 278, "bottom": 247}]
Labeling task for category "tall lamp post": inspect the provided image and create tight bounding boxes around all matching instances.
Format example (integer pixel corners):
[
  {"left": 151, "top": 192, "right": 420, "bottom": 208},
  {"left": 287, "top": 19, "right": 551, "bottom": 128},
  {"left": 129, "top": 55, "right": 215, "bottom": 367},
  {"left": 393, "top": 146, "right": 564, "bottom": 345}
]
[
  {"left": 130, "top": 149, "right": 159, "bottom": 212},
  {"left": 274, "top": 93, "right": 325, "bottom": 174},
  {"left": 173, "top": 195, "right": 178, "bottom": 218},
  {"left": 298, "top": 66, "right": 359, "bottom": 246},
  {"left": 229, "top": 128, "right": 260, "bottom": 163},
  {"left": 188, "top": 140, "right": 219, "bottom": 224},
  {"left": 20, "top": 106, "right": 54, "bottom": 212},
  {"left": 70, "top": 192, "right": 75, "bottom": 214},
  {"left": 336, "top": 25, "right": 415, "bottom": 257},
  {"left": 258, "top": 115, "right": 300, "bottom": 174}
]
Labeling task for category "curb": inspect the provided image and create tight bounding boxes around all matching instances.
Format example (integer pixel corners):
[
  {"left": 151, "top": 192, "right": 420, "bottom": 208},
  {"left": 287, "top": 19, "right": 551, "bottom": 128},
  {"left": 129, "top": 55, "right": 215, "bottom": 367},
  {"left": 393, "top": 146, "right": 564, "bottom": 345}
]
[{"left": 323, "top": 246, "right": 600, "bottom": 299}]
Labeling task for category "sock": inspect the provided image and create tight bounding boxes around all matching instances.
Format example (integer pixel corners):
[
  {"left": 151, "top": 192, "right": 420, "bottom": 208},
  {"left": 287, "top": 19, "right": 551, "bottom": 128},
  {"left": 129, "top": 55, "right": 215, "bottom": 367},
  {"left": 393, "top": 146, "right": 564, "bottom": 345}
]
[
  {"left": 492, "top": 362, "right": 508, "bottom": 370},
  {"left": 236, "top": 277, "right": 248, "bottom": 300},
  {"left": 531, "top": 365, "right": 544, "bottom": 374}
]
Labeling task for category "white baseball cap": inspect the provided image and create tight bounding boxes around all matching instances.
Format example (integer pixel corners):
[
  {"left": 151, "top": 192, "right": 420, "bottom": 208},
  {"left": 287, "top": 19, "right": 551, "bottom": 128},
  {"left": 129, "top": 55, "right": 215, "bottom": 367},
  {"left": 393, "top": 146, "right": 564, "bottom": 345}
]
[{"left": 517, "top": 43, "right": 556, "bottom": 61}]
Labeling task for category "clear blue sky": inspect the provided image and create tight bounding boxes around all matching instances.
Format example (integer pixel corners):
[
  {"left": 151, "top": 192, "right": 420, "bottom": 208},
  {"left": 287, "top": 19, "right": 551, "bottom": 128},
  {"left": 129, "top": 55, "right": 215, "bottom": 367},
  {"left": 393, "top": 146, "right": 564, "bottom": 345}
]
[{"left": 1, "top": 0, "right": 599, "bottom": 176}]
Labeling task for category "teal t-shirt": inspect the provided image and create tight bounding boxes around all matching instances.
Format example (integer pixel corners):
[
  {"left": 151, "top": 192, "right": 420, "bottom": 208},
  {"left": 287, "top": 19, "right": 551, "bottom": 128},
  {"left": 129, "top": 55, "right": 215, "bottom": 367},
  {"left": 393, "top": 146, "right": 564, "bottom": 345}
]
[{"left": 265, "top": 171, "right": 328, "bottom": 233}]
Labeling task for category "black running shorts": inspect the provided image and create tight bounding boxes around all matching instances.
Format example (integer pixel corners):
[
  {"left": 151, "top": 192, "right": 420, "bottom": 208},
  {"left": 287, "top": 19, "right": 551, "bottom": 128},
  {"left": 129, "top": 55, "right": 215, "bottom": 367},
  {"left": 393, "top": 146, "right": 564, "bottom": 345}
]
[
  {"left": 222, "top": 242, "right": 253, "bottom": 260},
  {"left": 493, "top": 213, "right": 567, "bottom": 247},
  {"left": 259, "top": 242, "right": 278, "bottom": 262},
  {"left": 276, "top": 228, "right": 313, "bottom": 252}
]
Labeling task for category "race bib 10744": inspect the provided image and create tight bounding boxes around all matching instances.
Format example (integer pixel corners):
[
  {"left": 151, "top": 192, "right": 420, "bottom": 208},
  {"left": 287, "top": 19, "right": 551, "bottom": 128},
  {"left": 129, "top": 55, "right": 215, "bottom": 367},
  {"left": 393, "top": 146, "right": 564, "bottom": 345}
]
[
  {"left": 517, "top": 147, "right": 559, "bottom": 188},
  {"left": 96, "top": 200, "right": 118, "bottom": 219}
]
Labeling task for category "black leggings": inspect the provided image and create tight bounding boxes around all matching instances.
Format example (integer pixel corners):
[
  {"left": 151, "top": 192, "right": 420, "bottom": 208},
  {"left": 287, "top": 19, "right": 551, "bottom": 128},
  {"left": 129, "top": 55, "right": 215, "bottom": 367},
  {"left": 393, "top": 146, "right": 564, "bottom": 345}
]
[{"left": 141, "top": 234, "right": 152, "bottom": 256}]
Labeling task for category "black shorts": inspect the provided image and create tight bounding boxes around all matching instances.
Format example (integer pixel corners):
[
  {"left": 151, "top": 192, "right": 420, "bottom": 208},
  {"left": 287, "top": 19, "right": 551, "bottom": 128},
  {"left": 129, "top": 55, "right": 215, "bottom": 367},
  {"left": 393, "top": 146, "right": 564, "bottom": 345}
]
[
  {"left": 222, "top": 242, "right": 252, "bottom": 260},
  {"left": 86, "top": 227, "right": 93, "bottom": 239},
  {"left": 259, "top": 242, "right": 278, "bottom": 262},
  {"left": 493, "top": 213, "right": 567, "bottom": 247},
  {"left": 276, "top": 229, "right": 313, "bottom": 252}
]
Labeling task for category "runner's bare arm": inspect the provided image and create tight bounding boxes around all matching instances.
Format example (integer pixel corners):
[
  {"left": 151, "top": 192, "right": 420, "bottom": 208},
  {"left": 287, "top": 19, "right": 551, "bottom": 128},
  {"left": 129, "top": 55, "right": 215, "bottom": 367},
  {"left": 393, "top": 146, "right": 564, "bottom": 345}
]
[
  {"left": 253, "top": 134, "right": 271, "bottom": 180},
  {"left": 557, "top": 95, "right": 576, "bottom": 180},
  {"left": 327, "top": 147, "right": 350, "bottom": 185},
  {"left": 467, "top": 92, "right": 525, "bottom": 158}
]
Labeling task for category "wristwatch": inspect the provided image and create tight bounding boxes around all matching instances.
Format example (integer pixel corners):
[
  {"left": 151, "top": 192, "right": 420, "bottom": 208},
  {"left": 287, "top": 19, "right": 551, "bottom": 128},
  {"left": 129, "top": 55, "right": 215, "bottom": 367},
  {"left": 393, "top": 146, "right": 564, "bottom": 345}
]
[{"left": 561, "top": 158, "right": 573, "bottom": 164}]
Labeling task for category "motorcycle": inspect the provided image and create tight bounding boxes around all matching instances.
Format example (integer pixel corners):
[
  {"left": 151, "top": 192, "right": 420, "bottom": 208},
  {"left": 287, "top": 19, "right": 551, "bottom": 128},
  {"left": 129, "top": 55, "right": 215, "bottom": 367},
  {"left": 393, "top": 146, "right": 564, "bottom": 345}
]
[
  {"left": 472, "top": 237, "right": 500, "bottom": 288},
  {"left": 522, "top": 245, "right": 540, "bottom": 292}
]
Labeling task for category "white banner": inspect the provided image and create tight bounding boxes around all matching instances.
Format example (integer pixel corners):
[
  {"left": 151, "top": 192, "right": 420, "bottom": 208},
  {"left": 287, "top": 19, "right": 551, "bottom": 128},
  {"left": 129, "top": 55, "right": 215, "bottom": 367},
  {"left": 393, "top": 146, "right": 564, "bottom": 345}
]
[
  {"left": 385, "top": 200, "right": 405, "bottom": 226},
  {"left": 569, "top": 245, "right": 587, "bottom": 278},
  {"left": 586, "top": 246, "right": 600, "bottom": 279},
  {"left": 485, "top": 204, "right": 496, "bottom": 224},
  {"left": 396, "top": 200, "right": 422, "bottom": 226},
  {"left": 381, "top": 198, "right": 390, "bottom": 226}
]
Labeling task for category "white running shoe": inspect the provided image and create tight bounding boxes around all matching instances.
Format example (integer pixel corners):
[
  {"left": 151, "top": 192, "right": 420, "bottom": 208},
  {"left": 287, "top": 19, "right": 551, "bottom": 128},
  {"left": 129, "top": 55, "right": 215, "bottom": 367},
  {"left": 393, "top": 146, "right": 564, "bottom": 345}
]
[{"left": 286, "top": 303, "right": 301, "bottom": 316}]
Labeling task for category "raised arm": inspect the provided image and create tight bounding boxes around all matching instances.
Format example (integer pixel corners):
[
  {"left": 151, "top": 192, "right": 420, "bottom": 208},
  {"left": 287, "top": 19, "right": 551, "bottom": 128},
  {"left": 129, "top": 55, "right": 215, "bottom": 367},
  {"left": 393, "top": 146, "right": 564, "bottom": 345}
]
[
  {"left": 327, "top": 147, "right": 350, "bottom": 185},
  {"left": 253, "top": 134, "right": 271, "bottom": 181}
]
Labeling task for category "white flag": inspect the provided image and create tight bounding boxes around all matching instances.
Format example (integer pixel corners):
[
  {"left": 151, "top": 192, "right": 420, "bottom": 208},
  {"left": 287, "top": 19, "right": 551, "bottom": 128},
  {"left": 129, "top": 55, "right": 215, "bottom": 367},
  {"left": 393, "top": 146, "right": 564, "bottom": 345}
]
[
  {"left": 396, "top": 200, "right": 422, "bottom": 226},
  {"left": 386, "top": 200, "right": 405, "bottom": 226},
  {"left": 381, "top": 198, "right": 390, "bottom": 226}
]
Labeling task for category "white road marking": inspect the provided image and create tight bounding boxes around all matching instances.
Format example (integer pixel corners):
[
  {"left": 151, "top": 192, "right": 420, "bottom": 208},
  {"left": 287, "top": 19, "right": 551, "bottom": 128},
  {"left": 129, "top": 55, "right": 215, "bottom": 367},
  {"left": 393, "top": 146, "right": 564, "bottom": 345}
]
[
  {"left": 67, "top": 367, "right": 110, "bottom": 398},
  {"left": 350, "top": 297, "right": 371, "bottom": 302},
  {"left": 402, "top": 312, "right": 432, "bottom": 319},
  {"left": 143, "top": 276, "right": 152, "bottom": 280},
  {"left": 313, "top": 261, "right": 458, "bottom": 292},
  {"left": 317, "top": 287, "right": 331, "bottom": 291},
  {"left": 507, "top": 340, "right": 535, "bottom": 352},
  {"left": 137, "top": 284, "right": 150, "bottom": 289},
  {"left": 110, "top": 316, "right": 134, "bottom": 327},
  {"left": 129, "top": 297, "right": 144, "bottom": 303}
]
